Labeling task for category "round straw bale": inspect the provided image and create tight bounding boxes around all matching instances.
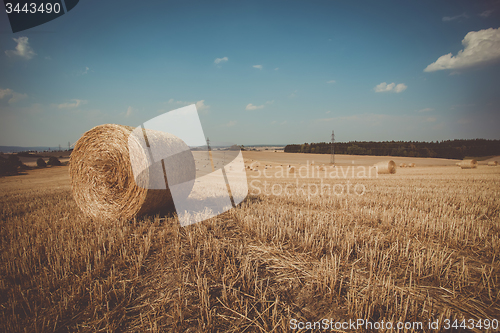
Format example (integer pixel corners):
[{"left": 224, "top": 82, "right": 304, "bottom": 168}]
[
  {"left": 408, "top": 163, "right": 416, "bottom": 168},
  {"left": 458, "top": 159, "right": 477, "bottom": 169},
  {"left": 373, "top": 160, "right": 396, "bottom": 174},
  {"left": 69, "top": 124, "right": 195, "bottom": 221},
  {"left": 399, "top": 163, "right": 406, "bottom": 168},
  {"left": 488, "top": 161, "right": 498, "bottom": 166}
]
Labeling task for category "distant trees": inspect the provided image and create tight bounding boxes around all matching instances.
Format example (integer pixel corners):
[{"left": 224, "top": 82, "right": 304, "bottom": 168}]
[
  {"left": 0, "top": 155, "right": 27, "bottom": 176},
  {"left": 284, "top": 139, "right": 500, "bottom": 159}
]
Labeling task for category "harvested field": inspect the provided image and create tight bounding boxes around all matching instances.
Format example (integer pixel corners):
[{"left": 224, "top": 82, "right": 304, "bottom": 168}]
[{"left": 1, "top": 154, "right": 499, "bottom": 332}]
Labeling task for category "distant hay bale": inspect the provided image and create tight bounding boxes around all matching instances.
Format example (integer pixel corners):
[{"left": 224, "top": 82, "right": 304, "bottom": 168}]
[
  {"left": 488, "top": 161, "right": 498, "bottom": 166},
  {"left": 69, "top": 124, "right": 196, "bottom": 221},
  {"left": 288, "top": 166, "right": 295, "bottom": 173},
  {"left": 48, "top": 156, "right": 62, "bottom": 166},
  {"left": 399, "top": 163, "right": 407, "bottom": 168},
  {"left": 373, "top": 160, "right": 396, "bottom": 174},
  {"left": 458, "top": 159, "right": 477, "bottom": 169},
  {"left": 37, "top": 158, "right": 46, "bottom": 168},
  {"left": 408, "top": 163, "right": 416, "bottom": 168},
  {"left": 319, "top": 166, "right": 325, "bottom": 171}
]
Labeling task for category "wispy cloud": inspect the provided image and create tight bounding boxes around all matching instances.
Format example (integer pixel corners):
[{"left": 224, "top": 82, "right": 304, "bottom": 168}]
[
  {"left": 274, "top": 67, "right": 279, "bottom": 71},
  {"left": 374, "top": 82, "right": 407, "bottom": 93},
  {"left": 5, "top": 37, "right": 36, "bottom": 59},
  {"left": 0, "top": 88, "right": 27, "bottom": 104},
  {"left": 214, "top": 57, "right": 228, "bottom": 65},
  {"left": 265, "top": 100, "right": 274, "bottom": 105},
  {"left": 442, "top": 13, "right": 468, "bottom": 22},
  {"left": 327, "top": 80, "right": 336, "bottom": 84},
  {"left": 418, "top": 107, "right": 434, "bottom": 112},
  {"left": 289, "top": 90, "right": 298, "bottom": 98},
  {"left": 315, "top": 113, "right": 392, "bottom": 127},
  {"left": 424, "top": 27, "right": 500, "bottom": 72},
  {"left": 426, "top": 117, "right": 437, "bottom": 122},
  {"left": 253, "top": 65, "right": 263, "bottom": 69},
  {"left": 195, "top": 100, "right": 209, "bottom": 112},
  {"left": 225, "top": 120, "right": 237, "bottom": 127},
  {"left": 166, "top": 99, "right": 210, "bottom": 113},
  {"left": 125, "top": 106, "right": 133, "bottom": 118},
  {"left": 246, "top": 103, "right": 264, "bottom": 110},
  {"left": 57, "top": 99, "right": 87, "bottom": 109},
  {"left": 479, "top": 10, "right": 493, "bottom": 18}
]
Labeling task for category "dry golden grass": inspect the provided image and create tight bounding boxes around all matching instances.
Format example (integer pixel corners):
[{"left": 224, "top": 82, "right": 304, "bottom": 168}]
[{"left": 0, "top": 162, "right": 499, "bottom": 332}]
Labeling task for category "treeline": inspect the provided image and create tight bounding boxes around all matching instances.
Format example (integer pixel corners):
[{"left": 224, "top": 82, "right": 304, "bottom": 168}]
[
  {"left": 284, "top": 139, "right": 500, "bottom": 159},
  {"left": 0, "top": 154, "right": 63, "bottom": 176}
]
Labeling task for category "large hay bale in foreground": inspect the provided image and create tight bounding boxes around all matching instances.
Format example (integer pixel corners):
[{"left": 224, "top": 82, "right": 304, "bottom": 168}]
[
  {"left": 458, "top": 159, "right": 477, "bottom": 169},
  {"left": 373, "top": 160, "right": 396, "bottom": 174},
  {"left": 488, "top": 161, "right": 498, "bottom": 166},
  {"left": 69, "top": 124, "right": 196, "bottom": 220}
]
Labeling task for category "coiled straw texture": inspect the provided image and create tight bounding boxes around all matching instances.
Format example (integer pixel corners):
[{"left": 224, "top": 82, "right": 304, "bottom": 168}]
[{"left": 69, "top": 124, "right": 195, "bottom": 221}]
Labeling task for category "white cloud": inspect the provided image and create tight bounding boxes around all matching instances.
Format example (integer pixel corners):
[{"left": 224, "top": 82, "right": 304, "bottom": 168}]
[
  {"left": 5, "top": 37, "right": 36, "bottom": 60},
  {"left": 166, "top": 99, "right": 210, "bottom": 112},
  {"left": 418, "top": 107, "right": 434, "bottom": 112},
  {"left": 57, "top": 99, "right": 87, "bottom": 109},
  {"left": 327, "top": 80, "right": 336, "bottom": 84},
  {"left": 0, "top": 88, "right": 27, "bottom": 104},
  {"left": 374, "top": 82, "right": 407, "bottom": 93},
  {"left": 253, "top": 65, "right": 263, "bottom": 69},
  {"left": 265, "top": 100, "right": 274, "bottom": 105},
  {"left": 394, "top": 83, "right": 407, "bottom": 93},
  {"left": 316, "top": 113, "right": 390, "bottom": 125},
  {"left": 479, "top": 10, "right": 493, "bottom": 18},
  {"left": 195, "top": 100, "right": 209, "bottom": 111},
  {"left": 274, "top": 67, "right": 279, "bottom": 71},
  {"left": 442, "top": 13, "right": 468, "bottom": 22},
  {"left": 246, "top": 103, "right": 264, "bottom": 110},
  {"left": 225, "top": 120, "right": 237, "bottom": 127},
  {"left": 82, "top": 67, "right": 89, "bottom": 75},
  {"left": 424, "top": 28, "right": 500, "bottom": 72},
  {"left": 289, "top": 90, "right": 298, "bottom": 98},
  {"left": 214, "top": 57, "right": 228, "bottom": 64},
  {"left": 426, "top": 117, "right": 437, "bottom": 122},
  {"left": 375, "top": 82, "right": 394, "bottom": 92},
  {"left": 125, "top": 106, "right": 133, "bottom": 118}
]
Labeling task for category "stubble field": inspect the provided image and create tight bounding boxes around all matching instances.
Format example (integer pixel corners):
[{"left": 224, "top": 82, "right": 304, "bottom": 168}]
[{"left": 1, "top": 152, "right": 499, "bottom": 332}]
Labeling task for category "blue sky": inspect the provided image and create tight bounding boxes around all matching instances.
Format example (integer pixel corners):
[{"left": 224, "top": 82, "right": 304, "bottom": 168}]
[{"left": 1, "top": 0, "right": 499, "bottom": 146}]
